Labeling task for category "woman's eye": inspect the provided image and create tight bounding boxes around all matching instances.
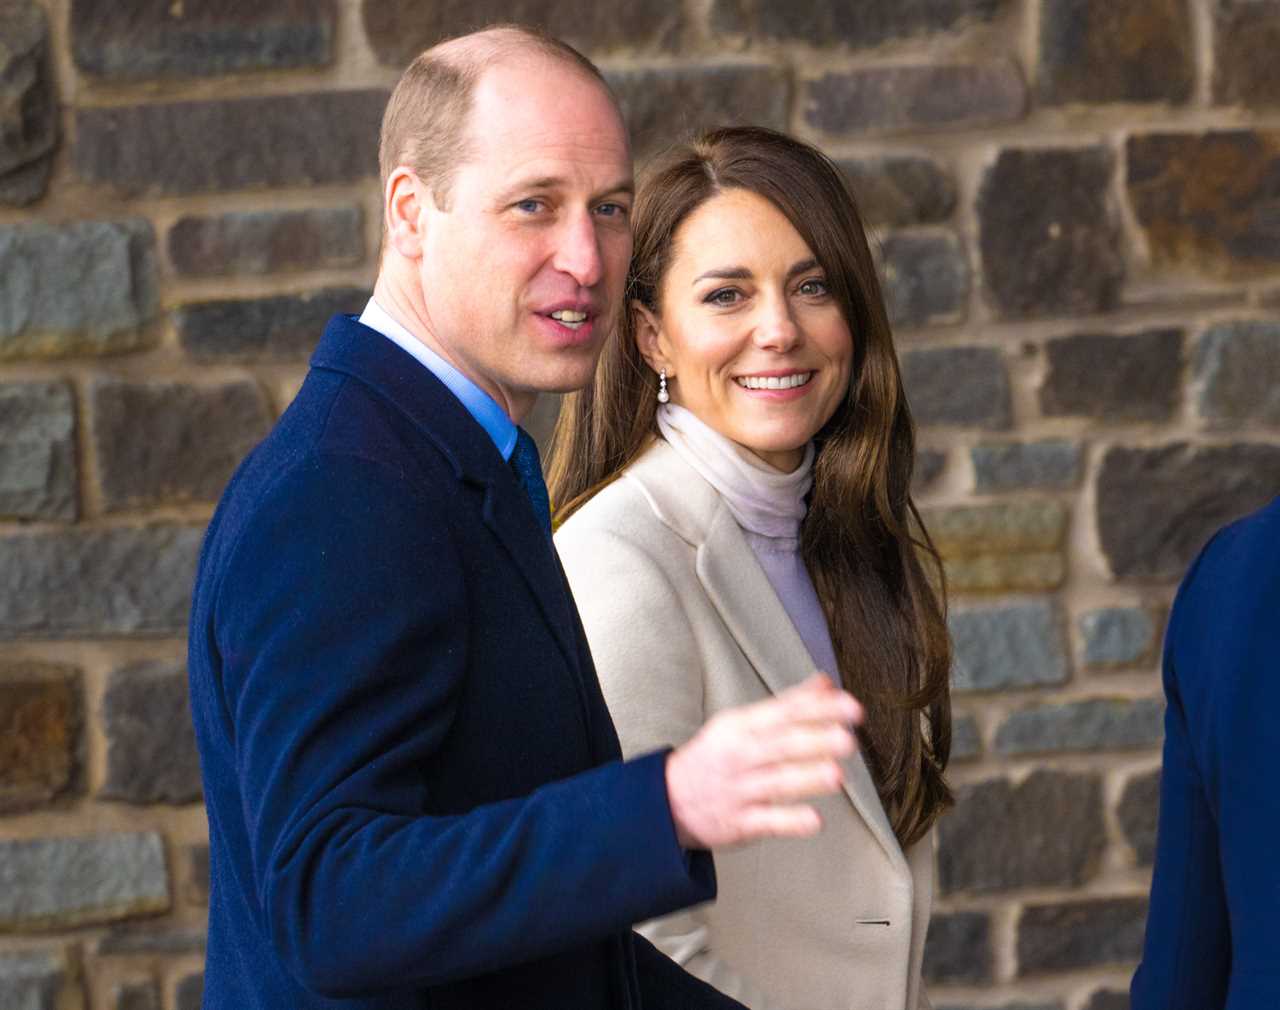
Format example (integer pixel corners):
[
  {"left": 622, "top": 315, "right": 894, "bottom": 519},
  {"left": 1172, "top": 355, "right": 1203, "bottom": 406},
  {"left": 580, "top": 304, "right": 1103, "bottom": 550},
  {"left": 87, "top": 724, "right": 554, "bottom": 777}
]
[
  {"left": 798, "top": 278, "right": 829, "bottom": 297},
  {"left": 705, "top": 288, "right": 740, "bottom": 306}
]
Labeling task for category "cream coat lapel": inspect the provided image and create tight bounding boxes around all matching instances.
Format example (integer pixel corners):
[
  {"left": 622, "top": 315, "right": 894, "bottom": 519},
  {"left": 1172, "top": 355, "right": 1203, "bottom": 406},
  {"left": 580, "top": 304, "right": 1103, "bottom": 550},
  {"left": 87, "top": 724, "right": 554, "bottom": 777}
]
[{"left": 627, "top": 441, "right": 908, "bottom": 873}]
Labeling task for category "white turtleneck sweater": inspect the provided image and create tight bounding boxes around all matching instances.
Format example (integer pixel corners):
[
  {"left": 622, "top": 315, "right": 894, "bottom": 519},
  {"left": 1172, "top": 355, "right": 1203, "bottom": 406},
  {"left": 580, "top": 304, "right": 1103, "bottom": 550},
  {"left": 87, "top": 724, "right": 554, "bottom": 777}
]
[{"left": 656, "top": 404, "right": 841, "bottom": 681}]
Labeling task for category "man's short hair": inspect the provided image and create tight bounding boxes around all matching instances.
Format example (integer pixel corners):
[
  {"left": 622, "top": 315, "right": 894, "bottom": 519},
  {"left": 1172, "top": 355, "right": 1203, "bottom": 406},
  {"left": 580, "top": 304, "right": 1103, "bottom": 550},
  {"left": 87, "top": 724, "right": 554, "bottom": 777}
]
[{"left": 378, "top": 24, "right": 615, "bottom": 211}]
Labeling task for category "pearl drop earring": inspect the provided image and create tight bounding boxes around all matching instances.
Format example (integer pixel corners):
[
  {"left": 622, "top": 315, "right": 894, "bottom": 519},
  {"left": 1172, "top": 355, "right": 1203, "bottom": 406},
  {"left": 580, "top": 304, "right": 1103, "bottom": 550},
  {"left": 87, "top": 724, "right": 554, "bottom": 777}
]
[{"left": 657, "top": 368, "right": 669, "bottom": 404}]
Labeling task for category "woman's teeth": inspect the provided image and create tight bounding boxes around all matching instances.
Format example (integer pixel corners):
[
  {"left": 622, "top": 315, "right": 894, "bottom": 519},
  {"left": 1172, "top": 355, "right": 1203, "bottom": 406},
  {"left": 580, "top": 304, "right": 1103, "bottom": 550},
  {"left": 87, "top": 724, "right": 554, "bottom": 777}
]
[
  {"left": 550, "top": 310, "right": 588, "bottom": 330},
  {"left": 735, "top": 372, "right": 813, "bottom": 390}
]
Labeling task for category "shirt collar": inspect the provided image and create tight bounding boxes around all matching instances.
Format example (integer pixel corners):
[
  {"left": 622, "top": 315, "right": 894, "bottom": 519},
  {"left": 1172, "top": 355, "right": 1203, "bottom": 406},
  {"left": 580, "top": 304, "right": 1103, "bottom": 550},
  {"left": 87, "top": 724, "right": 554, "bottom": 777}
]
[{"left": 358, "top": 298, "right": 518, "bottom": 462}]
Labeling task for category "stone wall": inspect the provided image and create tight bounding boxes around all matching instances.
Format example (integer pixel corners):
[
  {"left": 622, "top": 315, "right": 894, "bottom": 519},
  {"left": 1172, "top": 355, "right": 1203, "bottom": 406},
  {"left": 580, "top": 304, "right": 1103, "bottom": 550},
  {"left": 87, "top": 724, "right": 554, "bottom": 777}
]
[{"left": 1, "top": 1, "right": 1278, "bottom": 1008}]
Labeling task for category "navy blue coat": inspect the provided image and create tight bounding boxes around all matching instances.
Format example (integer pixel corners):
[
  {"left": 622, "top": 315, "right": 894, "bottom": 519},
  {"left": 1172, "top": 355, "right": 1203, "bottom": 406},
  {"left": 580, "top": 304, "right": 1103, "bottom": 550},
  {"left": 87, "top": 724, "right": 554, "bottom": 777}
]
[
  {"left": 188, "top": 314, "right": 741, "bottom": 1009},
  {"left": 1131, "top": 495, "right": 1280, "bottom": 1010}
]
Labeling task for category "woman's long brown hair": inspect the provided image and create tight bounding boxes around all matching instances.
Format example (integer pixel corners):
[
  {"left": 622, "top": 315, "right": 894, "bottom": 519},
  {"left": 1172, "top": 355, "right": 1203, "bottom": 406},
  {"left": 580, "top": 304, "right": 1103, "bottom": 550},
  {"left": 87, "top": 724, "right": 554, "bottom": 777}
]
[{"left": 547, "top": 126, "right": 952, "bottom": 848}]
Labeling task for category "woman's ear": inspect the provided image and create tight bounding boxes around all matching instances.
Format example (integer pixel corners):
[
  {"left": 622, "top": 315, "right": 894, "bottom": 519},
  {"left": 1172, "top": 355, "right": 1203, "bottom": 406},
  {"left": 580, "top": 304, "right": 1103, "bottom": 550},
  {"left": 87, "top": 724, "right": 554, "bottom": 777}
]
[{"left": 632, "top": 301, "right": 671, "bottom": 376}]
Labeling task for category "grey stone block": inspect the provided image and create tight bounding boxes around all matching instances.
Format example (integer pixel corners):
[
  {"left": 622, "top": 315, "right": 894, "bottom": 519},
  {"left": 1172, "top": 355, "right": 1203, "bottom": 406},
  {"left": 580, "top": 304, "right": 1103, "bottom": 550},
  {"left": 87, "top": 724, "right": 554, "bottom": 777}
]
[
  {"left": 923, "top": 910, "right": 992, "bottom": 983},
  {"left": 881, "top": 230, "right": 969, "bottom": 329},
  {"left": 940, "top": 771, "right": 1105, "bottom": 894},
  {"left": 0, "top": 948, "right": 68, "bottom": 1010},
  {"left": 0, "top": 221, "right": 159, "bottom": 359},
  {"left": 1040, "top": 329, "right": 1183, "bottom": 422},
  {"left": 100, "top": 662, "right": 201, "bottom": 805},
  {"left": 994, "top": 698, "right": 1164, "bottom": 755},
  {"left": 903, "top": 346, "right": 1012, "bottom": 429},
  {"left": 914, "top": 449, "right": 947, "bottom": 492},
  {"left": 98, "top": 925, "right": 206, "bottom": 956},
  {"left": 0, "top": 526, "right": 202, "bottom": 638},
  {"left": 1084, "top": 991, "right": 1130, "bottom": 1010},
  {"left": 113, "top": 979, "right": 160, "bottom": 1010},
  {"left": 806, "top": 61, "right": 1025, "bottom": 136},
  {"left": 1196, "top": 320, "right": 1280, "bottom": 427},
  {"left": 175, "top": 973, "right": 203, "bottom": 1010},
  {"left": 74, "top": 91, "right": 387, "bottom": 196},
  {"left": 0, "top": 832, "right": 169, "bottom": 929},
  {"left": 0, "top": 1, "right": 57, "bottom": 207},
  {"left": 175, "top": 287, "right": 370, "bottom": 361},
  {"left": 839, "top": 155, "right": 957, "bottom": 227},
  {"left": 979, "top": 147, "right": 1124, "bottom": 318},
  {"left": 71, "top": 0, "right": 336, "bottom": 79},
  {"left": 168, "top": 207, "right": 364, "bottom": 277},
  {"left": 1079, "top": 607, "right": 1157, "bottom": 668},
  {"left": 1017, "top": 897, "right": 1148, "bottom": 974},
  {"left": 950, "top": 599, "right": 1069, "bottom": 692},
  {"left": 711, "top": 0, "right": 1007, "bottom": 47},
  {"left": 1096, "top": 443, "right": 1280, "bottom": 580},
  {"left": 1118, "top": 769, "right": 1161, "bottom": 867},
  {"left": 90, "top": 377, "right": 272, "bottom": 511},
  {"left": 971, "top": 441, "right": 1081, "bottom": 493},
  {"left": 950, "top": 714, "right": 982, "bottom": 761},
  {"left": 0, "top": 381, "right": 76, "bottom": 520}
]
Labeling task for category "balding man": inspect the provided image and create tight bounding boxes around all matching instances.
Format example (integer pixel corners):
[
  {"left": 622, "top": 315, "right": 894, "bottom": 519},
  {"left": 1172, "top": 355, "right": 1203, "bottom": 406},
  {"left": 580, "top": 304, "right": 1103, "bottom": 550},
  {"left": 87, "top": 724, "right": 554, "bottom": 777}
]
[{"left": 188, "top": 25, "right": 861, "bottom": 1010}]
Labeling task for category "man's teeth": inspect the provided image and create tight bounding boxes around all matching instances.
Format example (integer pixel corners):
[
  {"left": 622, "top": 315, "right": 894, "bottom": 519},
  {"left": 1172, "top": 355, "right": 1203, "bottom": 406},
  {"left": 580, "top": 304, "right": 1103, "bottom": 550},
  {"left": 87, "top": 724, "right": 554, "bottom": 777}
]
[
  {"left": 735, "top": 372, "right": 813, "bottom": 390},
  {"left": 550, "top": 310, "right": 589, "bottom": 329}
]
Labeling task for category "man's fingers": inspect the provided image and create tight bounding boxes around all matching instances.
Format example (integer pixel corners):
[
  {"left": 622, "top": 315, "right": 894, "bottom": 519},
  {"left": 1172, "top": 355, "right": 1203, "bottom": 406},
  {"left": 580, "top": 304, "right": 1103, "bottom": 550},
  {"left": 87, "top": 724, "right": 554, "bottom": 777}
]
[
  {"left": 749, "top": 723, "right": 857, "bottom": 766},
  {"left": 740, "top": 758, "right": 845, "bottom": 805},
  {"left": 737, "top": 803, "right": 824, "bottom": 840},
  {"left": 739, "top": 678, "right": 863, "bottom": 732}
]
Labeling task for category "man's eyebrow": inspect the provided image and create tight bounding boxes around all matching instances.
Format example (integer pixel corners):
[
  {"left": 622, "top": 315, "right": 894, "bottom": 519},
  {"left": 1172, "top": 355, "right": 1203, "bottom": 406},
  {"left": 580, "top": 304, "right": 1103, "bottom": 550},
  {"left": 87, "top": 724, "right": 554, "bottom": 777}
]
[
  {"left": 497, "top": 176, "right": 635, "bottom": 202},
  {"left": 692, "top": 258, "right": 821, "bottom": 285}
]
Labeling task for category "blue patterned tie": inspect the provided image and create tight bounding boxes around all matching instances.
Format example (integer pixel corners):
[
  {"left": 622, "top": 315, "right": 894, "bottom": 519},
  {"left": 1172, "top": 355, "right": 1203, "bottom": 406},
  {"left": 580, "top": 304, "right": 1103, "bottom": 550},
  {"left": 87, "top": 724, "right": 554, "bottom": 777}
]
[{"left": 510, "top": 427, "right": 552, "bottom": 535}]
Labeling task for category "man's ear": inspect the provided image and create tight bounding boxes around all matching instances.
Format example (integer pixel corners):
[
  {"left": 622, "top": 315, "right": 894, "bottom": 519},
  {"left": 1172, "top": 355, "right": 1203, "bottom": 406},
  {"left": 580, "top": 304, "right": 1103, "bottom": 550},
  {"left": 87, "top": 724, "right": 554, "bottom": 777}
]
[
  {"left": 632, "top": 301, "right": 671, "bottom": 376},
  {"left": 384, "top": 167, "right": 428, "bottom": 258}
]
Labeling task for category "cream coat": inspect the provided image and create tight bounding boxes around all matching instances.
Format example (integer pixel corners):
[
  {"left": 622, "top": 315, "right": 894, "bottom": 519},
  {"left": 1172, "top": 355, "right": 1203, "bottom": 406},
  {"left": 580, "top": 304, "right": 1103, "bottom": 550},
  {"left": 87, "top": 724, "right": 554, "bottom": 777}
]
[{"left": 556, "top": 439, "right": 933, "bottom": 1010}]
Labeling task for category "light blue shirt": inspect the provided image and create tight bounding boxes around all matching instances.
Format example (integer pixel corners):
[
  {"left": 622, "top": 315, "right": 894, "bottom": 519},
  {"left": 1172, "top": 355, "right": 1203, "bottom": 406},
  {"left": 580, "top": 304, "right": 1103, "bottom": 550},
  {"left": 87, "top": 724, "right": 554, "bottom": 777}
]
[{"left": 358, "top": 298, "right": 518, "bottom": 462}]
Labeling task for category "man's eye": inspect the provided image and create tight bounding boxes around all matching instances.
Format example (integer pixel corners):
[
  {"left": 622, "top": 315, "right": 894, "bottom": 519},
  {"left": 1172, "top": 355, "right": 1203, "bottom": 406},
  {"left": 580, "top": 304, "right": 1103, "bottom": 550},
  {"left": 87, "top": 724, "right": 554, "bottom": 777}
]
[
  {"left": 515, "top": 199, "right": 544, "bottom": 213},
  {"left": 596, "top": 202, "right": 629, "bottom": 219}
]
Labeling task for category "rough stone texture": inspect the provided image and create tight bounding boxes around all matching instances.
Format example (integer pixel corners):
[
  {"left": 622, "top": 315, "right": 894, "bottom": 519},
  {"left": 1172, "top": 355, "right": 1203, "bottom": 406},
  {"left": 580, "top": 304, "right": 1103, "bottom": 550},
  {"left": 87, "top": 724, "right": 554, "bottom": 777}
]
[
  {"left": 1038, "top": 0, "right": 1194, "bottom": 106},
  {"left": 0, "top": 381, "right": 76, "bottom": 521},
  {"left": 1096, "top": 443, "right": 1280, "bottom": 580},
  {"left": 1084, "top": 992, "right": 1129, "bottom": 1010},
  {"left": 98, "top": 926, "right": 206, "bottom": 955},
  {"left": 902, "top": 346, "right": 1012, "bottom": 429},
  {"left": 839, "top": 156, "right": 957, "bottom": 227},
  {"left": 971, "top": 441, "right": 1082, "bottom": 493},
  {"left": 994, "top": 697, "right": 1164, "bottom": 755},
  {"left": 185, "top": 844, "right": 210, "bottom": 905},
  {"left": 1079, "top": 607, "right": 1157, "bottom": 668},
  {"left": 74, "top": 91, "right": 387, "bottom": 196},
  {"left": 100, "top": 662, "right": 201, "bottom": 805},
  {"left": 175, "top": 974, "right": 203, "bottom": 1010},
  {"left": 1214, "top": 1, "right": 1280, "bottom": 108},
  {"left": 1196, "top": 320, "right": 1280, "bottom": 427},
  {"left": 0, "top": 948, "right": 68, "bottom": 1010},
  {"left": 880, "top": 230, "right": 969, "bottom": 329},
  {"left": 940, "top": 771, "right": 1106, "bottom": 894},
  {"left": 0, "top": 526, "right": 203, "bottom": 638},
  {"left": 944, "top": 553, "right": 1066, "bottom": 594},
  {"left": 607, "top": 65, "right": 790, "bottom": 156},
  {"left": 1039, "top": 329, "right": 1183, "bottom": 422},
  {"left": 0, "top": 1, "right": 57, "bottom": 206},
  {"left": 1017, "top": 897, "right": 1148, "bottom": 974},
  {"left": 950, "top": 599, "right": 1069, "bottom": 692},
  {"left": 113, "top": 979, "right": 160, "bottom": 1010},
  {"left": 951, "top": 714, "right": 983, "bottom": 761},
  {"left": 1127, "top": 131, "right": 1280, "bottom": 277},
  {"left": 922, "top": 911, "right": 992, "bottom": 984},
  {"left": 90, "top": 377, "right": 272, "bottom": 511},
  {"left": 175, "top": 287, "right": 370, "bottom": 361},
  {"left": 804, "top": 61, "right": 1027, "bottom": 135},
  {"left": 914, "top": 449, "right": 947, "bottom": 492},
  {"left": 168, "top": 207, "right": 364, "bottom": 277},
  {"left": 924, "top": 502, "right": 1067, "bottom": 556},
  {"left": 0, "top": 663, "right": 79, "bottom": 813},
  {"left": 979, "top": 147, "right": 1124, "bottom": 318},
  {"left": 364, "top": 0, "right": 685, "bottom": 65},
  {"left": 1118, "top": 769, "right": 1161, "bottom": 866},
  {"left": 938, "top": 1005, "right": 1062, "bottom": 1010},
  {"left": 0, "top": 832, "right": 169, "bottom": 929},
  {"left": 71, "top": 1, "right": 336, "bottom": 79},
  {"left": 711, "top": 0, "right": 1006, "bottom": 46},
  {"left": 0, "top": 221, "right": 159, "bottom": 360}
]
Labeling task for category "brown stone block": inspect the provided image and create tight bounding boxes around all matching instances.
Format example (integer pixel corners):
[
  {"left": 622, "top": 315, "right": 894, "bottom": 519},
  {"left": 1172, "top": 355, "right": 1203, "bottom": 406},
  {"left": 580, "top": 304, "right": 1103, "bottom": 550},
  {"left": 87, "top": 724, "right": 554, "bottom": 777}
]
[
  {"left": 0, "top": 663, "right": 80, "bottom": 813},
  {"left": 839, "top": 155, "right": 957, "bottom": 227},
  {"left": 1214, "top": 1, "right": 1280, "bottom": 108},
  {"left": 1017, "top": 897, "right": 1148, "bottom": 974},
  {"left": 1039, "top": 328, "right": 1183, "bottom": 422},
  {"left": 1038, "top": 0, "right": 1194, "bottom": 106},
  {"left": 924, "top": 502, "right": 1068, "bottom": 556},
  {"left": 168, "top": 207, "right": 364, "bottom": 278},
  {"left": 711, "top": 0, "right": 1007, "bottom": 48},
  {"left": 944, "top": 552, "right": 1065, "bottom": 593},
  {"left": 1127, "top": 130, "right": 1280, "bottom": 277}
]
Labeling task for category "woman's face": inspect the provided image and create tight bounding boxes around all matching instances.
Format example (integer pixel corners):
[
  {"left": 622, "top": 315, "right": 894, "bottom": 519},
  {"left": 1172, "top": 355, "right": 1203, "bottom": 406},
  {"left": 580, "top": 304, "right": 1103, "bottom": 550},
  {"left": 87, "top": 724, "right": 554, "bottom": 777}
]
[{"left": 637, "top": 187, "right": 854, "bottom": 472}]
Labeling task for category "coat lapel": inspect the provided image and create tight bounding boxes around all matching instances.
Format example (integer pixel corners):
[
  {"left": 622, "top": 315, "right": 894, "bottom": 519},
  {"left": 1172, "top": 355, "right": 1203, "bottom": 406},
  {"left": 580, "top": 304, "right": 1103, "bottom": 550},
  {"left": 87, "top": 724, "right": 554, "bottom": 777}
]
[{"left": 631, "top": 441, "right": 907, "bottom": 872}]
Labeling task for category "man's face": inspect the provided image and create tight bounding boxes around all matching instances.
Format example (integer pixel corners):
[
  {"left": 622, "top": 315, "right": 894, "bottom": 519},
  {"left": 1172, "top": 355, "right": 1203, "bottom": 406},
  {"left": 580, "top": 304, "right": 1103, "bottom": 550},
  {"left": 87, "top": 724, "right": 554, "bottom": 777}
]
[{"left": 415, "top": 58, "right": 633, "bottom": 419}]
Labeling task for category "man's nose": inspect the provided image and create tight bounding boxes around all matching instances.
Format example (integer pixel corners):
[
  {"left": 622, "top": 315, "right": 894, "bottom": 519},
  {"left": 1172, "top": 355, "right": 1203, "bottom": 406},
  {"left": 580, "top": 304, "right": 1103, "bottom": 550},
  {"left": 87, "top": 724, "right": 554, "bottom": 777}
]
[
  {"left": 754, "top": 295, "right": 801, "bottom": 351},
  {"left": 552, "top": 211, "right": 604, "bottom": 287}
]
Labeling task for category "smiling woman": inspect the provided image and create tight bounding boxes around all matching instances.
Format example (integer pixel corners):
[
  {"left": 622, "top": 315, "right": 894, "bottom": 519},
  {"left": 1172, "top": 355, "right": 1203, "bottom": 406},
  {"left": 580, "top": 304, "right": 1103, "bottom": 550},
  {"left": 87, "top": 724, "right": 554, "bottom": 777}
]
[{"left": 549, "top": 126, "right": 952, "bottom": 1010}]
